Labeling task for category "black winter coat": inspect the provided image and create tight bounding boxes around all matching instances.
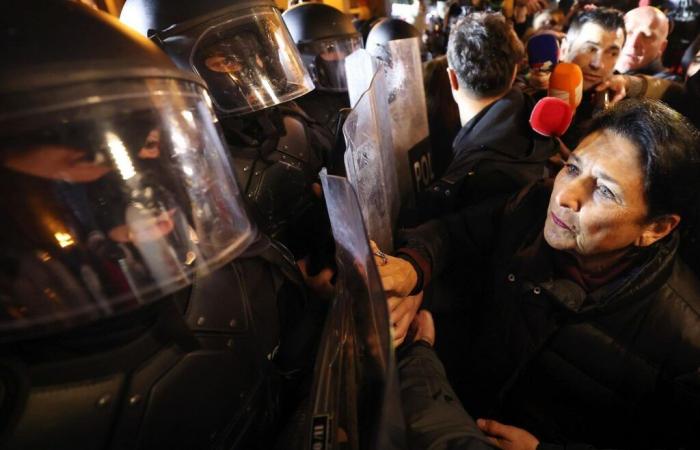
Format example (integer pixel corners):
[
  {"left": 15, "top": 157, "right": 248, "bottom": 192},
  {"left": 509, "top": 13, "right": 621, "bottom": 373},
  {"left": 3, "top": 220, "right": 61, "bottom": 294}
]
[
  {"left": 408, "top": 88, "right": 557, "bottom": 225},
  {"left": 400, "top": 181, "right": 700, "bottom": 449}
]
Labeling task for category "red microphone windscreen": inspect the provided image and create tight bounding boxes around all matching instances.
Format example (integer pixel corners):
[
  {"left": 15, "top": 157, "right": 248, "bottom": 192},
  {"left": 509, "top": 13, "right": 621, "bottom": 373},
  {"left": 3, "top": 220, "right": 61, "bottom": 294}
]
[{"left": 530, "top": 97, "right": 573, "bottom": 137}]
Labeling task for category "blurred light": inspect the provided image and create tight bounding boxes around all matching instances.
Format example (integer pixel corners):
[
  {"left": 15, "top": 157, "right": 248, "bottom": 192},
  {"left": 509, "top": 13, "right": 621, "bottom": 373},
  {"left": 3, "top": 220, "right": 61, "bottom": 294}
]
[
  {"left": 183, "top": 165, "right": 194, "bottom": 176},
  {"left": 105, "top": 131, "right": 136, "bottom": 180},
  {"left": 170, "top": 123, "right": 189, "bottom": 154},
  {"left": 37, "top": 251, "right": 52, "bottom": 262},
  {"left": 185, "top": 251, "right": 197, "bottom": 265},
  {"left": 181, "top": 110, "right": 195, "bottom": 126},
  {"left": 202, "top": 89, "right": 214, "bottom": 110},
  {"left": 251, "top": 87, "right": 266, "bottom": 106},
  {"left": 260, "top": 77, "right": 280, "bottom": 104},
  {"left": 54, "top": 232, "right": 76, "bottom": 248}
]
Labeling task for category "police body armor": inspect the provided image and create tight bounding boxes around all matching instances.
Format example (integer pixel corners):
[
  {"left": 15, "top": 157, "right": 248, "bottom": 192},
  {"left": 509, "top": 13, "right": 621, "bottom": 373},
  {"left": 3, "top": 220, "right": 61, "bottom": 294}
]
[
  {"left": 121, "top": 0, "right": 335, "bottom": 261},
  {"left": 222, "top": 102, "right": 333, "bottom": 260},
  {"left": 295, "top": 91, "right": 350, "bottom": 139},
  {"left": 1, "top": 238, "right": 307, "bottom": 450},
  {"left": 0, "top": 2, "right": 315, "bottom": 448}
]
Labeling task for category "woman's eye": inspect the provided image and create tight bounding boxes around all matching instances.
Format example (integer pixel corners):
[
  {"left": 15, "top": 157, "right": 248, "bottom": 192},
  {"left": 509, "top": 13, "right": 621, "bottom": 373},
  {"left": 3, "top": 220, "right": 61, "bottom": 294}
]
[
  {"left": 597, "top": 184, "right": 615, "bottom": 199},
  {"left": 564, "top": 163, "right": 579, "bottom": 175}
]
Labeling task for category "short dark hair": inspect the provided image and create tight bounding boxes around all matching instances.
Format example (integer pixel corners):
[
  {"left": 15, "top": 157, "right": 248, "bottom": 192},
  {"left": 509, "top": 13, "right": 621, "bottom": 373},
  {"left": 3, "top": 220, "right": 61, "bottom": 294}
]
[
  {"left": 446, "top": 12, "right": 524, "bottom": 98},
  {"left": 567, "top": 7, "right": 625, "bottom": 41},
  {"left": 584, "top": 99, "right": 700, "bottom": 222}
]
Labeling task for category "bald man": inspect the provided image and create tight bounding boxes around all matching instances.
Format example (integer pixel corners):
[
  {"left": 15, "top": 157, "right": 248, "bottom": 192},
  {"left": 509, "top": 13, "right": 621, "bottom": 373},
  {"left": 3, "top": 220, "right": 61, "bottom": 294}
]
[{"left": 615, "top": 6, "right": 678, "bottom": 80}]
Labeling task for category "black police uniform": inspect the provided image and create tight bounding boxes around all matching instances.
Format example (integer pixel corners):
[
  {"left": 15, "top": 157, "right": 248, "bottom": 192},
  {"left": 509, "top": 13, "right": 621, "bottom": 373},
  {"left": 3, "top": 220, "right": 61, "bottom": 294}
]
[
  {"left": 0, "top": 2, "right": 315, "bottom": 449},
  {"left": 121, "top": 0, "right": 335, "bottom": 263}
]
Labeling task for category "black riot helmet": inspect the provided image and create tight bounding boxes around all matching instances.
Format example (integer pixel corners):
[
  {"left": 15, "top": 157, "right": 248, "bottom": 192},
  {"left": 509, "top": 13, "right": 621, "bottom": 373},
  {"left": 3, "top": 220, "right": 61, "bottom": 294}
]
[
  {"left": 365, "top": 18, "right": 420, "bottom": 54},
  {"left": 121, "top": 0, "right": 314, "bottom": 116},
  {"left": 282, "top": 3, "right": 363, "bottom": 92},
  {"left": 0, "top": 0, "right": 256, "bottom": 340}
]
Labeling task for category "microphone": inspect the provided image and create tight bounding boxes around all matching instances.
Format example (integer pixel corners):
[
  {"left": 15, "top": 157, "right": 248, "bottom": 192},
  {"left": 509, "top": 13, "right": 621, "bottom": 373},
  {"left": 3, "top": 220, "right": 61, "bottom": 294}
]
[
  {"left": 530, "top": 97, "right": 574, "bottom": 137},
  {"left": 548, "top": 62, "right": 583, "bottom": 109},
  {"left": 527, "top": 33, "right": 559, "bottom": 72}
]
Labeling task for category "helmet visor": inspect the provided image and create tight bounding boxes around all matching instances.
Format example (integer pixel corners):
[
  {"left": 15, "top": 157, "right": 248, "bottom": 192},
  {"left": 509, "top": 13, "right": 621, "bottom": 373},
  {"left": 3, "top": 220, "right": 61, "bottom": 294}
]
[
  {"left": 298, "top": 35, "right": 363, "bottom": 92},
  {"left": 192, "top": 7, "right": 314, "bottom": 115},
  {"left": 0, "top": 78, "right": 256, "bottom": 338}
]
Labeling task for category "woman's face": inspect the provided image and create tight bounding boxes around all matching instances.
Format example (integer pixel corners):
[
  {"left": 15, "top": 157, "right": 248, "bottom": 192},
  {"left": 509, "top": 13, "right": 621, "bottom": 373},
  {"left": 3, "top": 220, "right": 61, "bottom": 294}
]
[{"left": 544, "top": 130, "right": 651, "bottom": 256}]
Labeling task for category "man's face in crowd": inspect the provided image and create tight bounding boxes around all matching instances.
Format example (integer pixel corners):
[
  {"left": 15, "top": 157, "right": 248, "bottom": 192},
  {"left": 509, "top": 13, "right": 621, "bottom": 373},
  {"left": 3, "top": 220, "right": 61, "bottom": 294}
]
[
  {"left": 544, "top": 130, "right": 651, "bottom": 256},
  {"left": 615, "top": 7, "right": 668, "bottom": 73},
  {"left": 562, "top": 22, "right": 625, "bottom": 91}
]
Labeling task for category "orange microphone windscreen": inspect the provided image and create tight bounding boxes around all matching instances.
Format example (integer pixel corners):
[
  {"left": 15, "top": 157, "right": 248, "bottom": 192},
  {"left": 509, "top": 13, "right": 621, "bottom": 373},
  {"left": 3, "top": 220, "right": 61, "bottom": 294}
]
[{"left": 548, "top": 62, "right": 583, "bottom": 109}]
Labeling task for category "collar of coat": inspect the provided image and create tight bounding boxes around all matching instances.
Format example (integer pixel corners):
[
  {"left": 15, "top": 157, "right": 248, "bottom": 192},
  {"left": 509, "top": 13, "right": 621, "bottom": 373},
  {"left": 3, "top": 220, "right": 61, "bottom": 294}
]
[{"left": 509, "top": 224, "right": 679, "bottom": 315}]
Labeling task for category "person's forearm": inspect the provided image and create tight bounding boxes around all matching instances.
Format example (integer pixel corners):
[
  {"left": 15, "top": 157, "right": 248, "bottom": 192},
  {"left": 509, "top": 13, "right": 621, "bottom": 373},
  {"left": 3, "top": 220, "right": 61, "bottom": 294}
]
[
  {"left": 398, "top": 342, "right": 496, "bottom": 450},
  {"left": 624, "top": 74, "right": 679, "bottom": 100}
]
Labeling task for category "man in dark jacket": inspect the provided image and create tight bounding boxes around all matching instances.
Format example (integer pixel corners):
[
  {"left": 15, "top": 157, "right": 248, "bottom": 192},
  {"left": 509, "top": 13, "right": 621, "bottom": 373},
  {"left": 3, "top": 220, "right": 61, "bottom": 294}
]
[
  {"left": 416, "top": 12, "right": 557, "bottom": 221},
  {"left": 399, "top": 12, "right": 559, "bottom": 367},
  {"left": 378, "top": 99, "right": 700, "bottom": 449}
]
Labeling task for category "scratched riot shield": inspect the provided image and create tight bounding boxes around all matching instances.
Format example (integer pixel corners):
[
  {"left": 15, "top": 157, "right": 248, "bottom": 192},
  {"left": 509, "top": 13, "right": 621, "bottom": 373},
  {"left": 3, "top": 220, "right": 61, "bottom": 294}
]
[
  {"left": 305, "top": 171, "right": 405, "bottom": 450},
  {"left": 343, "top": 49, "right": 400, "bottom": 251},
  {"left": 367, "top": 37, "right": 434, "bottom": 209}
]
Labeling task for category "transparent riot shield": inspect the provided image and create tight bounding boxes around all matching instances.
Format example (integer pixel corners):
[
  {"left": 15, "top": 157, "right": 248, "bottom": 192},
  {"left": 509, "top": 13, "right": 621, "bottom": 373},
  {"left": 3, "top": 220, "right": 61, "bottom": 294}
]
[
  {"left": 367, "top": 37, "right": 434, "bottom": 209},
  {"left": 343, "top": 49, "right": 400, "bottom": 252},
  {"left": 305, "top": 171, "right": 405, "bottom": 450}
]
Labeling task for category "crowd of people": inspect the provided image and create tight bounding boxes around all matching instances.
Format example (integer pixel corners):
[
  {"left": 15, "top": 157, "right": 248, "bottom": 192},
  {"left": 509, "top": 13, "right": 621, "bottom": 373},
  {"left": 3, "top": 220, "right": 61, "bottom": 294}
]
[
  {"left": 376, "top": 0, "right": 700, "bottom": 449},
  {"left": 1, "top": 0, "right": 700, "bottom": 449}
]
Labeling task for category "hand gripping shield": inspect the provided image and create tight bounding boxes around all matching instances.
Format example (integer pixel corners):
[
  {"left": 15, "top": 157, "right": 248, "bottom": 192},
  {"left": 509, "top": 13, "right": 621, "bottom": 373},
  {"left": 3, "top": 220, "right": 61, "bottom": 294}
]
[{"left": 305, "top": 171, "right": 405, "bottom": 450}]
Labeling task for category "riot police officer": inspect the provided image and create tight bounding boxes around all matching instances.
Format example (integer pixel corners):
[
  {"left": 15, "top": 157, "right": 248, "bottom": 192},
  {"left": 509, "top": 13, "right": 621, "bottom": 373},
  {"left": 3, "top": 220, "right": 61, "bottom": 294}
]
[
  {"left": 121, "top": 0, "right": 335, "bottom": 266},
  {"left": 0, "top": 2, "right": 313, "bottom": 448},
  {"left": 365, "top": 17, "right": 422, "bottom": 57},
  {"left": 282, "top": 3, "right": 363, "bottom": 142}
]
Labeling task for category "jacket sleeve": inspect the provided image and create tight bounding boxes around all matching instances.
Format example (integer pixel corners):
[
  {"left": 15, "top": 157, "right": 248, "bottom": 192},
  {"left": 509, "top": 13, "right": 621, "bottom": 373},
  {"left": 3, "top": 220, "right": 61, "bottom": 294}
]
[
  {"left": 396, "top": 178, "right": 555, "bottom": 291},
  {"left": 398, "top": 341, "right": 497, "bottom": 450},
  {"left": 396, "top": 197, "right": 507, "bottom": 290}
]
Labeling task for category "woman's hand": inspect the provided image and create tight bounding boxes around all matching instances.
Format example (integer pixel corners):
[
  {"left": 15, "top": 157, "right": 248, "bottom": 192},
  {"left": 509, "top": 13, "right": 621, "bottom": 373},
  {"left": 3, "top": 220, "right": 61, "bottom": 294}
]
[
  {"left": 388, "top": 292, "right": 423, "bottom": 347},
  {"left": 477, "top": 419, "right": 539, "bottom": 450},
  {"left": 370, "top": 240, "right": 418, "bottom": 297}
]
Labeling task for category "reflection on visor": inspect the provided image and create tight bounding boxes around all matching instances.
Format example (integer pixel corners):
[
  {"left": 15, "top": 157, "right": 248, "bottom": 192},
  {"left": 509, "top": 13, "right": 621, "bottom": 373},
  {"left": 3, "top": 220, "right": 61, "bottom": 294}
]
[
  {"left": 192, "top": 8, "right": 313, "bottom": 114},
  {"left": 0, "top": 78, "right": 255, "bottom": 339},
  {"left": 299, "top": 35, "right": 363, "bottom": 92}
]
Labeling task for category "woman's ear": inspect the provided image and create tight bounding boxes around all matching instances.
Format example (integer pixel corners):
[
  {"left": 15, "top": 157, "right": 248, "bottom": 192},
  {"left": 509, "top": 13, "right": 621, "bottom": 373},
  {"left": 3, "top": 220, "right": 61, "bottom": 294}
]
[
  {"left": 636, "top": 214, "right": 681, "bottom": 247},
  {"left": 447, "top": 67, "right": 460, "bottom": 91}
]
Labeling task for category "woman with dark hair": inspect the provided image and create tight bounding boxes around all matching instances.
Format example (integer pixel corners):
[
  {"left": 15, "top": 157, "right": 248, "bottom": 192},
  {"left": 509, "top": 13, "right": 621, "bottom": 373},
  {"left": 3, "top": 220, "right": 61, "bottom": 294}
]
[{"left": 376, "top": 99, "right": 700, "bottom": 449}]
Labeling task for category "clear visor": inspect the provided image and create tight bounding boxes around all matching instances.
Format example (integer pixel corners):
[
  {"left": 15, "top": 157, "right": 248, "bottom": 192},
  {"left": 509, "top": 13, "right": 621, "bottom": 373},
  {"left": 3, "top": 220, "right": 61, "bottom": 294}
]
[
  {"left": 298, "top": 35, "right": 363, "bottom": 92},
  {"left": 0, "top": 78, "right": 256, "bottom": 338},
  {"left": 191, "top": 7, "right": 314, "bottom": 115}
]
